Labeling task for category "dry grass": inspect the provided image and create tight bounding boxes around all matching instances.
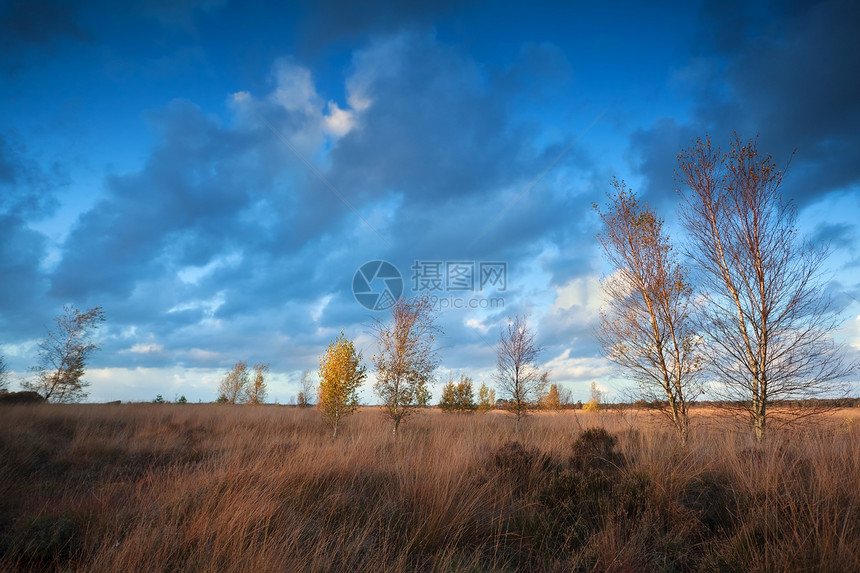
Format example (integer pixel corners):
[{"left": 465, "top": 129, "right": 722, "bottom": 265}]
[{"left": 1, "top": 404, "right": 859, "bottom": 572}]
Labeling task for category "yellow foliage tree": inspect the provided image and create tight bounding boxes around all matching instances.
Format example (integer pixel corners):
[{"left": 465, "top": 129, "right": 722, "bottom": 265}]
[
  {"left": 246, "top": 362, "right": 269, "bottom": 405},
  {"left": 477, "top": 383, "right": 495, "bottom": 413},
  {"left": 439, "top": 374, "right": 476, "bottom": 412},
  {"left": 318, "top": 332, "right": 366, "bottom": 438},
  {"left": 583, "top": 382, "right": 602, "bottom": 412},
  {"left": 541, "top": 383, "right": 561, "bottom": 411},
  {"left": 217, "top": 361, "right": 249, "bottom": 404}
]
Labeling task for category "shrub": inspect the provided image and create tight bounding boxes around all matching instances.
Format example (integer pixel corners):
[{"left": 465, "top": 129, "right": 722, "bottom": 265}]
[
  {"left": 0, "top": 391, "right": 46, "bottom": 404},
  {"left": 570, "top": 427, "right": 621, "bottom": 471}
]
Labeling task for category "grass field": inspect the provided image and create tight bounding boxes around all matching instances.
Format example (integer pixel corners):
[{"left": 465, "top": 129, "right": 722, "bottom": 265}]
[{"left": 1, "top": 404, "right": 859, "bottom": 571}]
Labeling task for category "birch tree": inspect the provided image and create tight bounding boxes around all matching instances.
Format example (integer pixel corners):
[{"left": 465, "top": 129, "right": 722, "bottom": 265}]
[
  {"left": 246, "top": 362, "right": 269, "bottom": 405},
  {"left": 217, "top": 361, "right": 249, "bottom": 404},
  {"left": 318, "top": 333, "right": 365, "bottom": 438},
  {"left": 679, "top": 134, "right": 855, "bottom": 440},
  {"left": 0, "top": 354, "right": 8, "bottom": 391},
  {"left": 24, "top": 305, "right": 105, "bottom": 402},
  {"left": 373, "top": 297, "right": 441, "bottom": 436},
  {"left": 495, "top": 315, "right": 543, "bottom": 431},
  {"left": 595, "top": 181, "right": 702, "bottom": 441},
  {"left": 477, "top": 383, "right": 495, "bottom": 413}
]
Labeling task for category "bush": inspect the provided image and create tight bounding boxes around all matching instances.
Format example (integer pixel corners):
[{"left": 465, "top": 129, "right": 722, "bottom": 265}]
[
  {"left": 439, "top": 375, "right": 476, "bottom": 412},
  {"left": 570, "top": 427, "right": 621, "bottom": 471},
  {"left": 0, "top": 391, "right": 47, "bottom": 405}
]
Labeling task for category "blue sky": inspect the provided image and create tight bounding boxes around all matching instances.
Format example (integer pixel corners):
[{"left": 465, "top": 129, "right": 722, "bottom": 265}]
[{"left": 1, "top": 0, "right": 859, "bottom": 403}]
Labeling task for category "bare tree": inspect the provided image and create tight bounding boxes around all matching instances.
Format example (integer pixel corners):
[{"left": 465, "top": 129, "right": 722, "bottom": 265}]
[
  {"left": 495, "top": 314, "right": 543, "bottom": 431},
  {"left": 557, "top": 384, "right": 573, "bottom": 407},
  {"left": 298, "top": 369, "right": 316, "bottom": 407},
  {"left": 23, "top": 306, "right": 106, "bottom": 402},
  {"left": 217, "top": 361, "right": 249, "bottom": 404},
  {"left": 0, "top": 353, "right": 9, "bottom": 391},
  {"left": 595, "top": 181, "right": 703, "bottom": 441},
  {"left": 373, "top": 297, "right": 441, "bottom": 436},
  {"left": 679, "top": 134, "right": 856, "bottom": 440}
]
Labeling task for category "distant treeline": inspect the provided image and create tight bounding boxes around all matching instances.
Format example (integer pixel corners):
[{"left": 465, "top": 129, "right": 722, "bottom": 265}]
[{"left": 613, "top": 398, "right": 860, "bottom": 410}]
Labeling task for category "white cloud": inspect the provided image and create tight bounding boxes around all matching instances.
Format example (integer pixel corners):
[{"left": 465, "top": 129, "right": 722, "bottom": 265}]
[
  {"left": 850, "top": 313, "right": 860, "bottom": 351},
  {"left": 167, "top": 291, "right": 226, "bottom": 319},
  {"left": 185, "top": 348, "right": 223, "bottom": 363},
  {"left": 123, "top": 343, "right": 165, "bottom": 354},
  {"left": 177, "top": 251, "right": 242, "bottom": 285},
  {"left": 310, "top": 294, "right": 333, "bottom": 323},
  {"left": 465, "top": 316, "right": 492, "bottom": 334},
  {"left": 323, "top": 101, "right": 356, "bottom": 137},
  {"left": 270, "top": 58, "right": 320, "bottom": 114},
  {"left": 552, "top": 275, "right": 604, "bottom": 314},
  {"left": 544, "top": 348, "right": 612, "bottom": 383}
]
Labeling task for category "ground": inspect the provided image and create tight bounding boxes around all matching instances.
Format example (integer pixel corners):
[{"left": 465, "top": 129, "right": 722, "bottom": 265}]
[{"left": 1, "top": 405, "right": 859, "bottom": 571}]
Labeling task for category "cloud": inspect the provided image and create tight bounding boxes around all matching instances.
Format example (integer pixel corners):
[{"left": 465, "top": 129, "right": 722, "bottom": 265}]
[
  {"left": 323, "top": 102, "right": 356, "bottom": 137},
  {"left": 0, "top": 0, "right": 90, "bottom": 54},
  {"left": 0, "top": 131, "right": 74, "bottom": 345},
  {"left": 0, "top": 132, "right": 66, "bottom": 219},
  {"left": 630, "top": 0, "right": 860, "bottom": 208},
  {"left": 544, "top": 348, "right": 612, "bottom": 385},
  {"left": 122, "top": 343, "right": 165, "bottom": 355},
  {"left": 0, "top": 215, "right": 50, "bottom": 342},
  {"left": 29, "top": 32, "right": 608, "bottom": 401},
  {"left": 812, "top": 222, "right": 856, "bottom": 251},
  {"left": 290, "top": 0, "right": 470, "bottom": 53}
]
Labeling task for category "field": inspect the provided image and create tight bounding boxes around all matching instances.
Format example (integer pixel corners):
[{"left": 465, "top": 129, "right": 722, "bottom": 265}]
[{"left": 1, "top": 405, "right": 859, "bottom": 572}]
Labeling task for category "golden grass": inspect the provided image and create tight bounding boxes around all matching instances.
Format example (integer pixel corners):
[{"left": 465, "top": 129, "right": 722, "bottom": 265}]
[{"left": 1, "top": 404, "right": 859, "bottom": 571}]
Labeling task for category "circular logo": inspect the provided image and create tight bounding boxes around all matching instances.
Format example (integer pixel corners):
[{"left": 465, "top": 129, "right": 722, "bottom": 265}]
[{"left": 352, "top": 260, "right": 403, "bottom": 311}]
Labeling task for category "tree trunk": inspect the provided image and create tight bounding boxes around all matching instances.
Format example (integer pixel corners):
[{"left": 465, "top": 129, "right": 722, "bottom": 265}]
[{"left": 753, "top": 397, "right": 766, "bottom": 442}]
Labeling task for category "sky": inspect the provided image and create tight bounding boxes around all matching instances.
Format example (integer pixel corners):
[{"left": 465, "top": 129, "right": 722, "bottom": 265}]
[{"left": 1, "top": 0, "right": 859, "bottom": 403}]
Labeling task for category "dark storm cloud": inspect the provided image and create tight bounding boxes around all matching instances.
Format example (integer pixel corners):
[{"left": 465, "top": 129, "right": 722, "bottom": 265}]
[
  {"left": 0, "top": 215, "right": 50, "bottom": 340},
  {"left": 631, "top": 0, "right": 860, "bottom": 207},
  {"left": 44, "top": 31, "right": 603, "bottom": 373},
  {"left": 292, "top": 0, "right": 470, "bottom": 52},
  {"left": 50, "top": 99, "right": 248, "bottom": 300},
  {"left": 40, "top": 83, "right": 383, "bottom": 366},
  {"left": 49, "top": 93, "right": 358, "bottom": 305},
  {"left": 0, "top": 132, "right": 70, "bottom": 341},
  {"left": 328, "top": 33, "right": 602, "bottom": 261},
  {"left": 0, "top": 0, "right": 91, "bottom": 73},
  {"left": 812, "top": 222, "right": 856, "bottom": 250},
  {"left": 624, "top": 118, "right": 704, "bottom": 213},
  {"left": 0, "top": 132, "right": 65, "bottom": 218},
  {"left": 329, "top": 33, "right": 535, "bottom": 206},
  {"left": 0, "top": 0, "right": 90, "bottom": 49}
]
